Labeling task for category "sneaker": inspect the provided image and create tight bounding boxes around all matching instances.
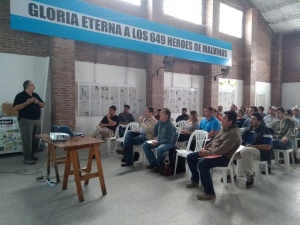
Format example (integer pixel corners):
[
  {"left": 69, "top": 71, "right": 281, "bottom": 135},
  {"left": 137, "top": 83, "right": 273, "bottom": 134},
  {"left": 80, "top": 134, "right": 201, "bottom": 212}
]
[
  {"left": 186, "top": 181, "right": 199, "bottom": 188},
  {"left": 220, "top": 174, "right": 237, "bottom": 183},
  {"left": 146, "top": 163, "right": 156, "bottom": 169},
  {"left": 24, "top": 160, "right": 36, "bottom": 165},
  {"left": 121, "top": 162, "right": 134, "bottom": 167},
  {"left": 196, "top": 192, "right": 216, "bottom": 201},
  {"left": 246, "top": 174, "right": 254, "bottom": 188}
]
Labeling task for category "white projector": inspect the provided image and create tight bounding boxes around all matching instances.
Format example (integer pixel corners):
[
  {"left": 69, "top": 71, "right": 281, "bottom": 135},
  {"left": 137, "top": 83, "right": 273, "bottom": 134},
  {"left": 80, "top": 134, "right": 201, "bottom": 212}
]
[{"left": 50, "top": 132, "right": 70, "bottom": 141}]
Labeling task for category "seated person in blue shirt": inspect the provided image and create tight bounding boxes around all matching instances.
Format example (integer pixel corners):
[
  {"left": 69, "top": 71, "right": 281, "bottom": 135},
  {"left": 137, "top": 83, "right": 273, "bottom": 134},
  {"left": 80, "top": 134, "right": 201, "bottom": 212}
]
[
  {"left": 238, "top": 112, "right": 273, "bottom": 188},
  {"left": 199, "top": 106, "right": 221, "bottom": 139},
  {"left": 142, "top": 108, "right": 177, "bottom": 173}
]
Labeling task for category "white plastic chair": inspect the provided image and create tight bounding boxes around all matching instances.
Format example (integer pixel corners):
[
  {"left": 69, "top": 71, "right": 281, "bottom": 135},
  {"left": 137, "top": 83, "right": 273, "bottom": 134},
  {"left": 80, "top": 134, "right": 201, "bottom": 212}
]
[
  {"left": 274, "top": 148, "right": 295, "bottom": 172},
  {"left": 105, "top": 125, "right": 119, "bottom": 155},
  {"left": 212, "top": 145, "right": 244, "bottom": 194},
  {"left": 253, "top": 160, "right": 268, "bottom": 186},
  {"left": 114, "top": 122, "right": 139, "bottom": 155},
  {"left": 174, "top": 130, "right": 208, "bottom": 177},
  {"left": 176, "top": 120, "right": 186, "bottom": 130}
]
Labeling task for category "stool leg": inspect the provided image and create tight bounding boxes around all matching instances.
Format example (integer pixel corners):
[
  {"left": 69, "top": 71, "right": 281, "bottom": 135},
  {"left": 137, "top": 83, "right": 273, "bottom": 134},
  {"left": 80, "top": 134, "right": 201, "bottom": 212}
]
[
  {"left": 70, "top": 150, "right": 84, "bottom": 202},
  {"left": 62, "top": 151, "right": 71, "bottom": 190},
  {"left": 94, "top": 144, "right": 107, "bottom": 196},
  {"left": 84, "top": 148, "right": 94, "bottom": 185}
]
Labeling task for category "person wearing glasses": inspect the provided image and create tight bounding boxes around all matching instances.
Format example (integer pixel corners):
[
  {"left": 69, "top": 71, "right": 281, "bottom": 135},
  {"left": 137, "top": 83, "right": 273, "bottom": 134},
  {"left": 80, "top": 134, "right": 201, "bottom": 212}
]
[
  {"left": 13, "top": 80, "right": 45, "bottom": 165},
  {"left": 142, "top": 108, "right": 177, "bottom": 173}
]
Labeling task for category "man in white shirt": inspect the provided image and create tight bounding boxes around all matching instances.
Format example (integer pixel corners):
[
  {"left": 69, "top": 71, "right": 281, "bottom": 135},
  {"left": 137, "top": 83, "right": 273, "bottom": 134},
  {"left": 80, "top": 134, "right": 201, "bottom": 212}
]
[{"left": 263, "top": 106, "right": 277, "bottom": 128}]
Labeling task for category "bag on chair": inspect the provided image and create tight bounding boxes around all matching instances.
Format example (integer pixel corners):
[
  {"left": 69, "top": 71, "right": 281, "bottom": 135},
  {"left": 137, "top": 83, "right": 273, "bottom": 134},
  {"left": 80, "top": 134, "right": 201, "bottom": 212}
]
[{"left": 168, "top": 148, "right": 186, "bottom": 174}]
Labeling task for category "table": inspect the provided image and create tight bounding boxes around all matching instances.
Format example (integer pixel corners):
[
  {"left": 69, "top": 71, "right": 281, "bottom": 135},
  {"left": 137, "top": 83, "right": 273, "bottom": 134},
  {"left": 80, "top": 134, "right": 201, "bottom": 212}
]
[{"left": 36, "top": 134, "right": 106, "bottom": 202}]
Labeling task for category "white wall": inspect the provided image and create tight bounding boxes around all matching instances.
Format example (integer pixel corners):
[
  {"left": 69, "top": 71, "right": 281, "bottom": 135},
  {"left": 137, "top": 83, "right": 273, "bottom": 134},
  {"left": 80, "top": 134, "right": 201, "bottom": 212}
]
[
  {"left": 75, "top": 61, "right": 146, "bottom": 135},
  {"left": 164, "top": 72, "right": 204, "bottom": 119},
  {"left": 256, "top": 81, "right": 271, "bottom": 112},
  {"left": 282, "top": 82, "right": 300, "bottom": 109},
  {"left": 0, "top": 53, "right": 51, "bottom": 133},
  {"left": 218, "top": 78, "right": 243, "bottom": 111}
]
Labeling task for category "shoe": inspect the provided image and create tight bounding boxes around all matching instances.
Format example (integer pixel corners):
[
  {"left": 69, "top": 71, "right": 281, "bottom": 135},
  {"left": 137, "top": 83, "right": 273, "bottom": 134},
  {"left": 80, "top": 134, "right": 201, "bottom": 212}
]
[
  {"left": 196, "top": 192, "right": 216, "bottom": 201},
  {"left": 24, "top": 160, "right": 36, "bottom": 165},
  {"left": 121, "top": 162, "right": 134, "bottom": 167},
  {"left": 31, "top": 156, "right": 38, "bottom": 160},
  {"left": 116, "top": 147, "right": 128, "bottom": 155},
  {"left": 246, "top": 173, "right": 254, "bottom": 188},
  {"left": 153, "top": 166, "right": 161, "bottom": 173},
  {"left": 220, "top": 174, "right": 237, "bottom": 183},
  {"left": 146, "top": 163, "right": 156, "bottom": 169},
  {"left": 186, "top": 181, "right": 199, "bottom": 188}
]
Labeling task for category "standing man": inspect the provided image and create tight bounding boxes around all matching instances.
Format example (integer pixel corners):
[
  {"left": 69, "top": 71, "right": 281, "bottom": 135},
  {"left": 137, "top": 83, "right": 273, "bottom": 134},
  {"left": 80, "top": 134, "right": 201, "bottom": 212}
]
[
  {"left": 186, "top": 111, "right": 241, "bottom": 201},
  {"left": 175, "top": 108, "right": 189, "bottom": 122},
  {"left": 142, "top": 108, "right": 177, "bottom": 173},
  {"left": 91, "top": 105, "right": 119, "bottom": 140},
  {"left": 116, "top": 106, "right": 157, "bottom": 167},
  {"left": 13, "top": 80, "right": 45, "bottom": 165},
  {"left": 118, "top": 105, "right": 135, "bottom": 137}
]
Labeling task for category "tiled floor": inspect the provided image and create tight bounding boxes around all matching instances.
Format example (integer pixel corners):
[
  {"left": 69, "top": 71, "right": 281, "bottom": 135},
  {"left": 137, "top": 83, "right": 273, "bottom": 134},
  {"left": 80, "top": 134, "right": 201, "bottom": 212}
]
[{"left": 1, "top": 147, "right": 300, "bottom": 225}]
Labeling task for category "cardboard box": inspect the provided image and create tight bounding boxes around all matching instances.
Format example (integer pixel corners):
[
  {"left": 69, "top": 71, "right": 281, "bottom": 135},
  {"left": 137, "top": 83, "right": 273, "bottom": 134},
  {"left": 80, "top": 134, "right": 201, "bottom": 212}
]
[{"left": 2, "top": 102, "right": 18, "bottom": 116}]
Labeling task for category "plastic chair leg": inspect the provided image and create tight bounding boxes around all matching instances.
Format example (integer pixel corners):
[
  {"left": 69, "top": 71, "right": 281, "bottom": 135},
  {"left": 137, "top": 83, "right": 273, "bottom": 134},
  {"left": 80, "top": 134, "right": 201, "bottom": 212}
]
[
  {"left": 284, "top": 151, "right": 290, "bottom": 172},
  {"left": 106, "top": 139, "right": 111, "bottom": 155},
  {"left": 174, "top": 154, "right": 179, "bottom": 175}
]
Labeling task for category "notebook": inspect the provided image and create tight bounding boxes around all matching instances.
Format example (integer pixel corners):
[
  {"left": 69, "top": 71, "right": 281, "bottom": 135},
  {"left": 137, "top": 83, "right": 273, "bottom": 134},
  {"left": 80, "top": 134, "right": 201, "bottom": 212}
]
[{"left": 51, "top": 125, "right": 82, "bottom": 137}]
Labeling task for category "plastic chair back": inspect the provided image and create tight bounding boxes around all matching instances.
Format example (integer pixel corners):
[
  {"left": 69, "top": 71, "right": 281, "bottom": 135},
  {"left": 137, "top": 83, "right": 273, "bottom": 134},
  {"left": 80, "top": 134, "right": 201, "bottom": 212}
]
[
  {"left": 176, "top": 120, "right": 186, "bottom": 130},
  {"left": 186, "top": 130, "right": 208, "bottom": 151}
]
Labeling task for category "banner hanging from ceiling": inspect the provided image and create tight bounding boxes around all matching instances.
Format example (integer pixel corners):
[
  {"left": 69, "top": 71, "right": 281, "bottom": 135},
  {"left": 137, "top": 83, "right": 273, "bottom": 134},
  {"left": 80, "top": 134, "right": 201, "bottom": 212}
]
[{"left": 10, "top": 0, "right": 232, "bottom": 66}]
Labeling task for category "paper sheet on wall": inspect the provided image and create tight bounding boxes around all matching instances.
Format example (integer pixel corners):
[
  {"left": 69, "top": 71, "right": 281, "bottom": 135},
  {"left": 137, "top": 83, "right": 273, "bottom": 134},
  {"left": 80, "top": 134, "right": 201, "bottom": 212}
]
[
  {"left": 187, "top": 90, "right": 192, "bottom": 101},
  {"left": 78, "top": 101, "right": 90, "bottom": 116},
  {"left": 256, "top": 93, "right": 265, "bottom": 108},
  {"left": 188, "top": 102, "right": 193, "bottom": 111},
  {"left": 174, "top": 103, "right": 181, "bottom": 113},
  {"left": 120, "top": 87, "right": 128, "bottom": 100},
  {"left": 101, "top": 86, "right": 109, "bottom": 101},
  {"left": 90, "top": 101, "right": 100, "bottom": 116},
  {"left": 111, "top": 100, "right": 119, "bottom": 112},
  {"left": 90, "top": 85, "right": 100, "bottom": 101},
  {"left": 192, "top": 90, "right": 198, "bottom": 102},
  {"left": 164, "top": 89, "right": 169, "bottom": 102},
  {"left": 101, "top": 101, "right": 110, "bottom": 116},
  {"left": 169, "top": 102, "right": 175, "bottom": 113},
  {"left": 164, "top": 101, "right": 169, "bottom": 109},
  {"left": 181, "top": 102, "right": 187, "bottom": 110},
  {"left": 129, "top": 101, "right": 136, "bottom": 114},
  {"left": 111, "top": 86, "right": 119, "bottom": 101},
  {"left": 182, "top": 90, "right": 187, "bottom": 101},
  {"left": 120, "top": 101, "right": 127, "bottom": 110},
  {"left": 169, "top": 89, "right": 176, "bottom": 102},
  {"left": 129, "top": 87, "right": 136, "bottom": 101},
  {"left": 176, "top": 90, "right": 182, "bottom": 101},
  {"left": 79, "top": 85, "right": 89, "bottom": 100}
]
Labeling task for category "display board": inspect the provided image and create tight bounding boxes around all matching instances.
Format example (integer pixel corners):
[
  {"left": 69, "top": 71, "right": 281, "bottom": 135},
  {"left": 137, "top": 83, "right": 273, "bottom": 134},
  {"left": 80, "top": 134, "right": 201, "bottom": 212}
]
[
  {"left": 218, "top": 92, "right": 236, "bottom": 111},
  {"left": 0, "top": 117, "right": 22, "bottom": 154},
  {"left": 164, "top": 88, "right": 198, "bottom": 113},
  {"left": 256, "top": 93, "right": 266, "bottom": 108},
  {"left": 77, "top": 83, "right": 137, "bottom": 116}
]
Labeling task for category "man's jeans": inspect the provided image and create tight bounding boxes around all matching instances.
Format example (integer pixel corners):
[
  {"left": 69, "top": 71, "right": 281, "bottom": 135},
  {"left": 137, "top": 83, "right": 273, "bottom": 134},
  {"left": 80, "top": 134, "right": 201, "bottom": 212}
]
[
  {"left": 187, "top": 152, "right": 229, "bottom": 195},
  {"left": 272, "top": 139, "right": 293, "bottom": 150},
  {"left": 142, "top": 142, "right": 175, "bottom": 166},
  {"left": 124, "top": 131, "right": 146, "bottom": 163}
]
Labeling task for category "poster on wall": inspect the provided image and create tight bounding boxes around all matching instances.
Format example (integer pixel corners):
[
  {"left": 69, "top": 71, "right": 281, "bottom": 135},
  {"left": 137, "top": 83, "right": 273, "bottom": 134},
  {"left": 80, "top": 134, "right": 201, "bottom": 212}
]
[
  {"left": 129, "top": 101, "right": 136, "bottom": 114},
  {"left": 120, "top": 87, "right": 128, "bottom": 101},
  {"left": 90, "top": 101, "right": 100, "bottom": 116},
  {"left": 176, "top": 90, "right": 182, "bottom": 101},
  {"left": 79, "top": 85, "right": 89, "bottom": 101},
  {"left": 256, "top": 93, "right": 265, "bottom": 108},
  {"left": 101, "top": 101, "right": 110, "bottom": 116},
  {"left": 182, "top": 90, "right": 187, "bottom": 102},
  {"left": 187, "top": 90, "right": 193, "bottom": 101},
  {"left": 90, "top": 85, "right": 100, "bottom": 101},
  {"left": 78, "top": 101, "right": 90, "bottom": 116},
  {"left": 129, "top": 87, "right": 136, "bottom": 101},
  {"left": 164, "top": 89, "right": 169, "bottom": 102},
  {"left": 169, "top": 89, "right": 176, "bottom": 102},
  {"left": 111, "top": 86, "right": 119, "bottom": 101},
  {"left": 101, "top": 86, "right": 109, "bottom": 101}
]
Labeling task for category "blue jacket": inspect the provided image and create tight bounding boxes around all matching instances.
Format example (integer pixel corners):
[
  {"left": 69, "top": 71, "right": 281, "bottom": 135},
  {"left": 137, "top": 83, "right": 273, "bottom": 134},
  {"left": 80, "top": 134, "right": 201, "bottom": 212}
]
[{"left": 154, "top": 120, "right": 177, "bottom": 145}]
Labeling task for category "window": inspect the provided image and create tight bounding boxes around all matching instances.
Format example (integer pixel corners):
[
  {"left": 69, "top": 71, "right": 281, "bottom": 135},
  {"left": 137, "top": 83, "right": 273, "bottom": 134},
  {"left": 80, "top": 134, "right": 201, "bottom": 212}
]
[
  {"left": 219, "top": 3, "right": 243, "bottom": 38},
  {"left": 119, "top": 0, "right": 140, "bottom": 6},
  {"left": 164, "top": 0, "right": 202, "bottom": 25}
]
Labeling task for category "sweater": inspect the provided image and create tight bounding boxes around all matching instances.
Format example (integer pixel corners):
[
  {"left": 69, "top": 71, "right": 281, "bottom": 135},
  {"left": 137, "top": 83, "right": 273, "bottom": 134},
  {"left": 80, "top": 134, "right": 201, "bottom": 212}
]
[
  {"left": 271, "top": 118, "right": 295, "bottom": 139},
  {"left": 154, "top": 120, "right": 177, "bottom": 145},
  {"left": 139, "top": 117, "right": 157, "bottom": 140},
  {"left": 205, "top": 124, "right": 241, "bottom": 160}
]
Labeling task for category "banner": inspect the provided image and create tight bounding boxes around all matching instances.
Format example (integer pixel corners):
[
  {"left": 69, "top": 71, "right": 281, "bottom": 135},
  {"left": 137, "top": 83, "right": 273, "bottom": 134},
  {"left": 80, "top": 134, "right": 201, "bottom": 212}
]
[{"left": 10, "top": 0, "right": 232, "bottom": 66}]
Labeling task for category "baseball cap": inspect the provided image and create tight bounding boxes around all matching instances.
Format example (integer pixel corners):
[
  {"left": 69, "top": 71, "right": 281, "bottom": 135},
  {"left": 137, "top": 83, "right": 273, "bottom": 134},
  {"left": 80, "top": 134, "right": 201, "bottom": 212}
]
[
  {"left": 292, "top": 105, "right": 300, "bottom": 111},
  {"left": 269, "top": 106, "right": 277, "bottom": 110}
]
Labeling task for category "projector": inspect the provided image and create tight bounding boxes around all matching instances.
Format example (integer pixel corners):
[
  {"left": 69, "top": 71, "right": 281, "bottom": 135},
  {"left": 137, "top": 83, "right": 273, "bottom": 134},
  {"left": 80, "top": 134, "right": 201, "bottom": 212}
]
[{"left": 50, "top": 132, "right": 70, "bottom": 141}]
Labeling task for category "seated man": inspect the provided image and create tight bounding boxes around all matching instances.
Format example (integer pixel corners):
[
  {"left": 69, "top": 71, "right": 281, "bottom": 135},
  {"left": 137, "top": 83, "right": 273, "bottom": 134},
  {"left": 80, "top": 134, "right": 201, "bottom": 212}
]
[
  {"left": 238, "top": 112, "right": 272, "bottom": 188},
  {"left": 118, "top": 105, "right": 135, "bottom": 137},
  {"left": 116, "top": 106, "right": 157, "bottom": 167},
  {"left": 90, "top": 105, "right": 119, "bottom": 140},
  {"left": 186, "top": 111, "right": 241, "bottom": 201},
  {"left": 154, "top": 108, "right": 161, "bottom": 121},
  {"left": 263, "top": 106, "right": 277, "bottom": 128},
  {"left": 272, "top": 106, "right": 295, "bottom": 151},
  {"left": 142, "top": 108, "right": 177, "bottom": 173},
  {"left": 176, "top": 108, "right": 189, "bottom": 122},
  {"left": 199, "top": 106, "right": 221, "bottom": 139},
  {"left": 242, "top": 106, "right": 258, "bottom": 127}
]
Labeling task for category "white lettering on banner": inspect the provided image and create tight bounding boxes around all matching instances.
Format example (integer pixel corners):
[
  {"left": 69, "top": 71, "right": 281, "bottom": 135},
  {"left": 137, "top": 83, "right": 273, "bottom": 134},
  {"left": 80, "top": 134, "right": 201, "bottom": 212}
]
[{"left": 11, "top": 0, "right": 231, "bottom": 61}]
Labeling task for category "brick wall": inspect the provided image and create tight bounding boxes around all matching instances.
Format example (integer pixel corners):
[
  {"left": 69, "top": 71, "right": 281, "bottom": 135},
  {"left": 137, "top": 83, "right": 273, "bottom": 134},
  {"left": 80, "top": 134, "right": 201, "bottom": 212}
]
[
  {"left": 0, "top": 0, "right": 50, "bottom": 56},
  {"left": 282, "top": 34, "right": 300, "bottom": 83}
]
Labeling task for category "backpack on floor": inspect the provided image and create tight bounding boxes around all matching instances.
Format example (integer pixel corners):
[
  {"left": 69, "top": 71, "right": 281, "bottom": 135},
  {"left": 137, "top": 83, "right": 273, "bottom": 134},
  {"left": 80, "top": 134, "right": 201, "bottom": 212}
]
[{"left": 168, "top": 148, "right": 186, "bottom": 174}]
